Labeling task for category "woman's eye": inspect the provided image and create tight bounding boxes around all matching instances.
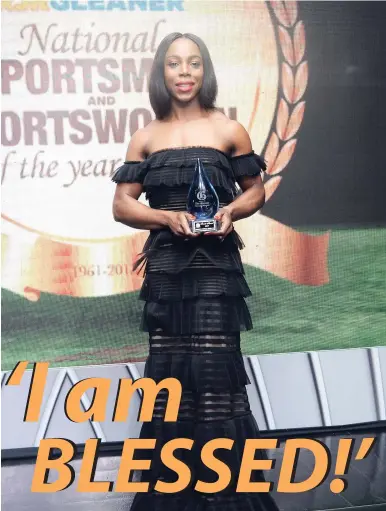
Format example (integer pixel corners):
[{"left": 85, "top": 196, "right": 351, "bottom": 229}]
[
  {"left": 168, "top": 62, "right": 178, "bottom": 68},
  {"left": 191, "top": 61, "right": 201, "bottom": 68}
]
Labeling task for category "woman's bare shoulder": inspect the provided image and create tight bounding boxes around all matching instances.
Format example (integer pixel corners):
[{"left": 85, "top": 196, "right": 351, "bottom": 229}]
[
  {"left": 209, "top": 109, "right": 229, "bottom": 123},
  {"left": 224, "top": 119, "right": 253, "bottom": 156},
  {"left": 126, "top": 121, "right": 159, "bottom": 160},
  {"left": 209, "top": 112, "right": 253, "bottom": 155}
]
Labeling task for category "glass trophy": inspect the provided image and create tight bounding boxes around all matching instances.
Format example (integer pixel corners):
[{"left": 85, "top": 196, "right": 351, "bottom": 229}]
[{"left": 187, "top": 158, "right": 221, "bottom": 233}]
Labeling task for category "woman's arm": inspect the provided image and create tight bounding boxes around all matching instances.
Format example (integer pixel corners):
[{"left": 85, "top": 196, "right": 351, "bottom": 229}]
[
  {"left": 223, "top": 174, "right": 265, "bottom": 222},
  {"left": 206, "top": 122, "right": 265, "bottom": 238},
  {"left": 112, "top": 128, "right": 168, "bottom": 229},
  {"left": 112, "top": 130, "right": 198, "bottom": 237},
  {"left": 224, "top": 121, "right": 265, "bottom": 221},
  {"left": 113, "top": 183, "right": 172, "bottom": 230}
]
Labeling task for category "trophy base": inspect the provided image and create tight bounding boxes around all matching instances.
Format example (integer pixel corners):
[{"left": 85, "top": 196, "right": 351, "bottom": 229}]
[{"left": 189, "top": 219, "right": 221, "bottom": 233}]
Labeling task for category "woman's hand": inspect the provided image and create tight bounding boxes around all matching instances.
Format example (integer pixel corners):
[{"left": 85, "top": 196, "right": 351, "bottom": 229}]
[
  {"left": 204, "top": 208, "right": 233, "bottom": 240},
  {"left": 166, "top": 211, "right": 199, "bottom": 237}
]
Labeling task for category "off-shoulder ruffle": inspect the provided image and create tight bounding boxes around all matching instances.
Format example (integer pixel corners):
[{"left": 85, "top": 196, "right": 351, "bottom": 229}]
[
  {"left": 111, "top": 160, "right": 148, "bottom": 183},
  {"left": 111, "top": 148, "right": 233, "bottom": 184},
  {"left": 143, "top": 147, "right": 232, "bottom": 171},
  {"left": 111, "top": 148, "right": 266, "bottom": 188},
  {"left": 230, "top": 151, "right": 267, "bottom": 178}
]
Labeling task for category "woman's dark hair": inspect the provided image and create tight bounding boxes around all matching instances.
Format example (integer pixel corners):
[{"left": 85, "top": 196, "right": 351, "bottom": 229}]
[{"left": 149, "top": 32, "right": 218, "bottom": 120}]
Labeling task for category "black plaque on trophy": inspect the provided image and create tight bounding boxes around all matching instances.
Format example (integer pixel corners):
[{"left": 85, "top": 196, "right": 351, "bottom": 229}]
[{"left": 187, "top": 158, "right": 220, "bottom": 233}]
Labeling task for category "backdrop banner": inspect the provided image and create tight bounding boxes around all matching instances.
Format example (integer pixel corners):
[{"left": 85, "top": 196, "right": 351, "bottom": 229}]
[{"left": 2, "top": 1, "right": 385, "bottom": 369}]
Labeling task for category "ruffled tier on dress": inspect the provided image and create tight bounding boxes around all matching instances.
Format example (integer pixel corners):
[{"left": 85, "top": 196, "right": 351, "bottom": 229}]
[{"left": 112, "top": 148, "right": 277, "bottom": 510}]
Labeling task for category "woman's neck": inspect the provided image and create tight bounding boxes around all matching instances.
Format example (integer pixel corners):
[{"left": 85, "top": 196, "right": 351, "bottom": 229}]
[{"left": 169, "top": 100, "right": 209, "bottom": 123}]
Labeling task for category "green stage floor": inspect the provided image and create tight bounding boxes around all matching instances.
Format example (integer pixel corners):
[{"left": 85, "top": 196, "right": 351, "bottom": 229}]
[{"left": 2, "top": 227, "right": 386, "bottom": 371}]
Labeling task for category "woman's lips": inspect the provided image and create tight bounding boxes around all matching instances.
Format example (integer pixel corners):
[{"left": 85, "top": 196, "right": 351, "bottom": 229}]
[{"left": 176, "top": 83, "right": 194, "bottom": 93}]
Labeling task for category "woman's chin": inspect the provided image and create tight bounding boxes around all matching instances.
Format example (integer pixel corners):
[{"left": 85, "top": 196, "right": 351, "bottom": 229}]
[{"left": 172, "top": 93, "right": 199, "bottom": 105}]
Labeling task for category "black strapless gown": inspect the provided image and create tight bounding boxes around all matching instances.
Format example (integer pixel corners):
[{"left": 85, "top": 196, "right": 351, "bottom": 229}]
[{"left": 112, "top": 147, "right": 279, "bottom": 511}]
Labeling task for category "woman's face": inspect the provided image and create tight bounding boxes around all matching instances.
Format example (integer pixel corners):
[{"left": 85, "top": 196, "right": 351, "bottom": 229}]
[{"left": 164, "top": 37, "right": 204, "bottom": 103}]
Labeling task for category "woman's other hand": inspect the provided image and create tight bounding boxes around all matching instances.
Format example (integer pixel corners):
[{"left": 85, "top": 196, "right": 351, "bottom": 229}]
[
  {"left": 204, "top": 208, "right": 233, "bottom": 240},
  {"left": 166, "top": 211, "right": 199, "bottom": 237}
]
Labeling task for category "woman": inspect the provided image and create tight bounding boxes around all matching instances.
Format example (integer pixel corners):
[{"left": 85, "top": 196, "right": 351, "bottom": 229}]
[{"left": 112, "top": 32, "right": 279, "bottom": 511}]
